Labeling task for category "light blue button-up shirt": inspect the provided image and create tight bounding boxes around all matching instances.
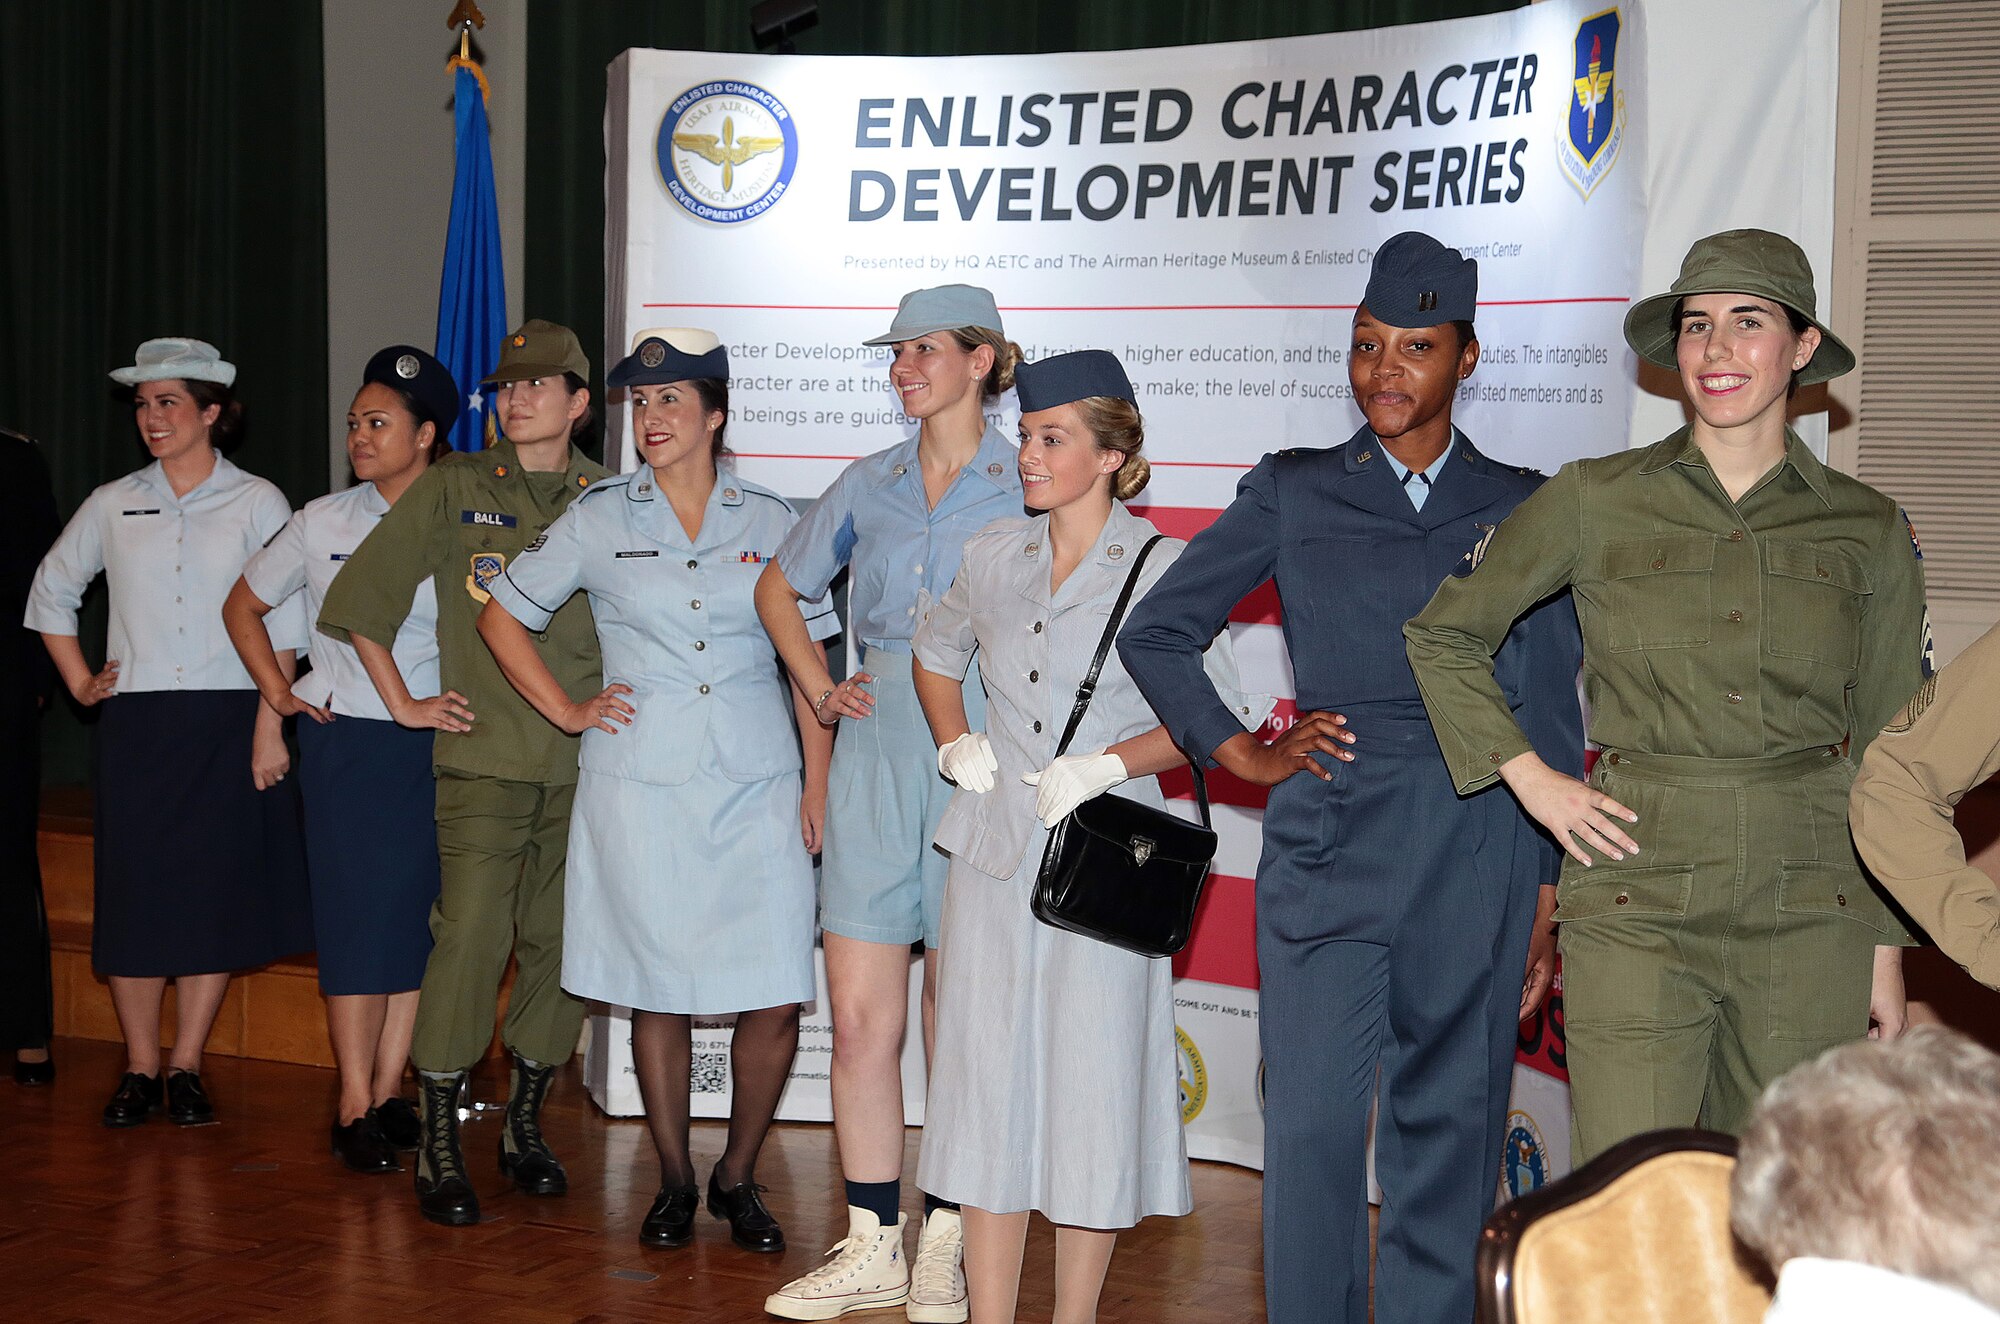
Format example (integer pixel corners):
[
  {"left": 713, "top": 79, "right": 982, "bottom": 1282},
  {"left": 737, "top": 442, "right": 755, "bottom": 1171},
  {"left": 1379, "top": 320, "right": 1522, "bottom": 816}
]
[
  {"left": 1378, "top": 432, "right": 1459, "bottom": 512},
  {"left": 242, "top": 482, "right": 441, "bottom": 721},
  {"left": 26, "top": 454, "right": 304, "bottom": 692},
  {"left": 490, "top": 471, "right": 838, "bottom": 788},
  {"left": 774, "top": 425, "right": 1022, "bottom": 654}
]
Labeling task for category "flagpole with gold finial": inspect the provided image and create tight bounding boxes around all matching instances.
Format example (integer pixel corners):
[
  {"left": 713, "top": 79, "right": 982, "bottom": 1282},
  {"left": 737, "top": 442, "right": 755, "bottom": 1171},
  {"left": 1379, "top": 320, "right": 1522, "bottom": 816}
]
[{"left": 445, "top": 0, "right": 490, "bottom": 104}]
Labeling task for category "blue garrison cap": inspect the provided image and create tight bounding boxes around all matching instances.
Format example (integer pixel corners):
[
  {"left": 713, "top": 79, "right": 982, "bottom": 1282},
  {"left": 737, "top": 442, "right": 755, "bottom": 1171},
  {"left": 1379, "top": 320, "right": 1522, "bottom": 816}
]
[
  {"left": 1361, "top": 232, "right": 1478, "bottom": 328},
  {"left": 607, "top": 327, "right": 729, "bottom": 388},
  {"left": 1014, "top": 350, "right": 1136, "bottom": 413},
  {"left": 363, "top": 345, "right": 462, "bottom": 434}
]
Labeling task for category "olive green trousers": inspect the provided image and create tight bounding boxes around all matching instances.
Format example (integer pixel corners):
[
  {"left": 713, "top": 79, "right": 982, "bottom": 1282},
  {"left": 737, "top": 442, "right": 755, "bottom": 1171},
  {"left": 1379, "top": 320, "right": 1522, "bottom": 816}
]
[
  {"left": 410, "top": 773, "right": 584, "bottom": 1074},
  {"left": 1556, "top": 746, "right": 1888, "bottom": 1161}
]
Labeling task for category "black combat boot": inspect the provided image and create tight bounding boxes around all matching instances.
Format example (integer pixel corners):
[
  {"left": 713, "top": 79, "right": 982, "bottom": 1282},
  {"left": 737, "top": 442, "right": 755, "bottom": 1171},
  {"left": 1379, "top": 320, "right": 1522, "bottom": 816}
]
[
  {"left": 497, "top": 1051, "right": 567, "bottom": 1196},
  {"left": 414, "top": 1070, "right": 480, "bottom": 1226}
]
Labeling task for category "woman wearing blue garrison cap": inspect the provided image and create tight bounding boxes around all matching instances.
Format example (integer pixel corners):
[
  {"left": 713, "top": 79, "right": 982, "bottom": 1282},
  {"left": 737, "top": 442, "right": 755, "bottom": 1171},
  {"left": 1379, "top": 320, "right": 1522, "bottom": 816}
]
[
  {"left": 27, "top": 337, "right": 313, "bottom": 1129},
  {"left": 910, "top": 350, "right": 1270, "bottom": 1324},
  {"left": 478, "top": 328, "right": 837, "bottom": 1254},
  {"left": 1118, "top": 233, "right": 1585, "bottom": 1324},
  {"left": 223, "top": 345, "right": 459, "bottom": 1174},
  {"left": 758, "top": 285, "right": 1023, "bottom": 1322}
]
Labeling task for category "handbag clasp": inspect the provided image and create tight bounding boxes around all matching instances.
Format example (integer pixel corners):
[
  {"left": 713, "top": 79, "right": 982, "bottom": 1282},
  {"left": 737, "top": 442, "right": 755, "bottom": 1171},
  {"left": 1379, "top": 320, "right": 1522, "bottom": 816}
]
[{"left": 1130, "top": 836, "right": 1155, "bottom": 866}]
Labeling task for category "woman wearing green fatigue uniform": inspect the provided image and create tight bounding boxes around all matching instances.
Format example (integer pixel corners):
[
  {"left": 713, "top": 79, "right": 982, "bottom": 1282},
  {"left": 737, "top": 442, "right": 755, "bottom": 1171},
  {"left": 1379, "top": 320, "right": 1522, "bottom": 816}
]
[
  {"left": 317, "top": 320, "right": 607, "bottom": 1226},
  {"left": 1405, "top": 230, "right": 1928, "bottom": 1161}
]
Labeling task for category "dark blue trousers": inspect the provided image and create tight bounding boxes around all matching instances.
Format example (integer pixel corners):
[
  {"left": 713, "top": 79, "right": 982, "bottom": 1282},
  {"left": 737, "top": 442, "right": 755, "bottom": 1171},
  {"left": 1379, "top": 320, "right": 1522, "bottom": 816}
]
[{"left": 1257, "top": 716, "right": 1541, "bottom": 1324}]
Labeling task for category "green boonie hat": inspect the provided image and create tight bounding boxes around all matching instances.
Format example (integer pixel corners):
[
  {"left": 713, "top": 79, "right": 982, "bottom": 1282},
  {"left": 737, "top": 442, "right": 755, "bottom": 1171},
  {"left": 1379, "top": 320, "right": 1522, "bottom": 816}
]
[
  {"left": 1622, "top": 229, "right": 1854, "bottom": 387},
  {"left": 483, "top": 318, "right": 590, "bottom": 385}
]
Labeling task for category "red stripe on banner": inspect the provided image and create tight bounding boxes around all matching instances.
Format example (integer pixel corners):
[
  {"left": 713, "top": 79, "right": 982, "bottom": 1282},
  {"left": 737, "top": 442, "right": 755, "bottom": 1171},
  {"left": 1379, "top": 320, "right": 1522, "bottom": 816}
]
[
  {"left": 1515, "top": 965, "right": 1570, "bottom": 1082},
  {"left": 640, "top": 298, "right": 1633, "bottom": 312},
  {"left": 1172, "top": 871, "right": 1260, "bottom": 990},
  {"left": 1128, "top": 504, "right": 1280, "bottom": 625}
]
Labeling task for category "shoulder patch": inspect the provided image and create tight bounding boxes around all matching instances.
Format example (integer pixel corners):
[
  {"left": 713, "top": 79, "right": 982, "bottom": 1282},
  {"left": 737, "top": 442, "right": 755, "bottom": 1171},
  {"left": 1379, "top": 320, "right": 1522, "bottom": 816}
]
[
  {"left": 1883, "top": 674, "right": 1939, "bottom": 734},
  {"left": 1899, "top": 507, "right": 1923, "bottom": 561}
]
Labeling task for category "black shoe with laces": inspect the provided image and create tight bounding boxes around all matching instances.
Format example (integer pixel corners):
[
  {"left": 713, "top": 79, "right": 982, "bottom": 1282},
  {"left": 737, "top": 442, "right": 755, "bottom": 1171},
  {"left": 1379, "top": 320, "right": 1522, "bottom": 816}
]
[
  {"left": 166, "top": 1070, "right": 215, "bottom": 1126},
  {"left": 331, "top": 1110, "right": 402, "bottom": 1173},
  {"left": 639, "top": 1184, "right": 700, "bottom": 1248},
  {"left": 102, "top": 1072, "right": 162, "bottom": 1127},
  {"left": 414, "top": 1071, "right": 480, "bottom": 1227},
  {"left": 374, "top": 1095, "right": 421, "bottom": 1151},
  {"left": 707, "top": 1170, "right": 785, "bottom": 1253},
  {"left": 497, "top": 1051, "right": 567, "bottom": 1197}
]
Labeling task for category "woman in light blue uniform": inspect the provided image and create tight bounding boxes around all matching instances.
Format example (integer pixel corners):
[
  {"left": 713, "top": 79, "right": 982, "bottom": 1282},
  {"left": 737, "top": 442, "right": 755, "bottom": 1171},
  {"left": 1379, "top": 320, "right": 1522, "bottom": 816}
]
[
  {"left": 223, "top": 345, "right": 462, "bottom": 1174},
  {"left": 757, "top": 286, "right": 1022, "bottom": 1323},
  {"left": 26, "top": 337, "right": 312, "bottom": 1129},
  {"left": 913, "top": 351, "right": 1269, "bottom": 1323},
  {"left": 478, "top": 328, "right": 837, "bottom": 1255}
]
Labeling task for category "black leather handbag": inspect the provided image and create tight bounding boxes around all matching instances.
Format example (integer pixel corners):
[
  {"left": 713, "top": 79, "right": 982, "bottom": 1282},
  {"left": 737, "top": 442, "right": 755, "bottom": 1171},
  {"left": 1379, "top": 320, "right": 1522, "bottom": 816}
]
[{"left": 1031, "top": 534, "right": 1217, "bottom": 959}]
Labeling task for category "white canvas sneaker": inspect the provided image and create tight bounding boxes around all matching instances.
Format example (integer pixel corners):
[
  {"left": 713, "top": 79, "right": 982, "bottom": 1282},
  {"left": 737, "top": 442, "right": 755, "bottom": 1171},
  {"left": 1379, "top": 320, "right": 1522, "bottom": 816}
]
[
  {"left": 764, "top": 1206, "right": 911, "bottom": 1320},
  {"left": 907, "top": 1208, "right": 969, "bottom": 1323}
]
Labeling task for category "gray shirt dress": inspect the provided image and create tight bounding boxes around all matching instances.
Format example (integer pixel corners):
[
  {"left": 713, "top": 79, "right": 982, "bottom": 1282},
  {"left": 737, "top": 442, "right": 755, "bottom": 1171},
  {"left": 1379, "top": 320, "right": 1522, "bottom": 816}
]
[{"left": 912, "top": 502, "right": 1271, "bottom": 1228}]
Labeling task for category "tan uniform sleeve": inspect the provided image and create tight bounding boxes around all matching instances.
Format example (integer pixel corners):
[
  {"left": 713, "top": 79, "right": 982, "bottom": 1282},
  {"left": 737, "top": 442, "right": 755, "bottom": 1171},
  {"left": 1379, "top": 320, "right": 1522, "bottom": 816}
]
[
  {"left": 1850, "top": 622, "right": 2000, "bottom": 988},
  {"left": 1405, "top": 462, "right": 1584, "bottom": 794},
  {"left": 318, "top": 464, "right": 450, "bottom": 649}
]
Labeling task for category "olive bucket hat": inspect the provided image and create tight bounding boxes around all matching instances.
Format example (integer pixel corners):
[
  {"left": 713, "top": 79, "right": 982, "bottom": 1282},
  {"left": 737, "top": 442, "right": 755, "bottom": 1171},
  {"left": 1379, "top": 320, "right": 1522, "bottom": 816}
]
[{"left": 1622, "top": 229, "right": 1855, "bottom": 386}]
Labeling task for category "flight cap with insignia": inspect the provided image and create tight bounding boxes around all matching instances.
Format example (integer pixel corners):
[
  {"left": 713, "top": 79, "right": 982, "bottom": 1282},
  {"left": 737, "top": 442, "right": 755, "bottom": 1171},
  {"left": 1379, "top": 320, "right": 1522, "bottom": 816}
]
[
  {"left": 482, "top": 318, "right": 590, "bottom": 385},
  {"left": 1015, "top": 349, "right": 1136, "bottom": 413},
  {"left": 862, "top": 284, "right": 1004, "bottom": 345},
  {"left": 111, "top": 337, "right": 236, "bottom": 387},
  {"left": 362, "top": 344, "right": 461, "bottom": 434},
  {"left": 1361, "top": 232, "right": 1478, "bottom": 329},
  {"left": 607, "top": 327, "right": 728, "bottom": 388},
  {"left": 1623, "top": 229, "right": 1854, "bottom": 386}
]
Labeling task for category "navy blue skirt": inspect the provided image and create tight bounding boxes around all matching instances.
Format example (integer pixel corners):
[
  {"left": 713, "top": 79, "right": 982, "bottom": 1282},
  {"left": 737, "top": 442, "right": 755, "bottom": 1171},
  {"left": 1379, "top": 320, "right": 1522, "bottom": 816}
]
[
  {"left": 93, "top": 690, "right": 314, "bottom": 978},
  {"left": 298, "top": 715, "right": 439, "bottom": 996}
]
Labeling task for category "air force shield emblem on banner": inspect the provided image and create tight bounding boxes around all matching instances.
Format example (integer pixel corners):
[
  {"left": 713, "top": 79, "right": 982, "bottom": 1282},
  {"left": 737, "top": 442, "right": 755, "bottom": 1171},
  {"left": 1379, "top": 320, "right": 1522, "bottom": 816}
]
[
  {"left": 659, "top": 80, "right": 800, "bottom": 224},
  {"left": 1557, "top": 9, "right": 1626, "bottom": 200}
]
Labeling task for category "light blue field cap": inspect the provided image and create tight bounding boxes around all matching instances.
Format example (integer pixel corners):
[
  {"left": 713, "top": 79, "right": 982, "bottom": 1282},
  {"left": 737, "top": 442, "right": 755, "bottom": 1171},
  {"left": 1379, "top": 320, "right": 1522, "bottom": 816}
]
[
  {"left": 861, "top": 284, "right": 1005, "bottom": 346},
  {"left": 110, "top": 337, "right": 236, "bottom": 387}
]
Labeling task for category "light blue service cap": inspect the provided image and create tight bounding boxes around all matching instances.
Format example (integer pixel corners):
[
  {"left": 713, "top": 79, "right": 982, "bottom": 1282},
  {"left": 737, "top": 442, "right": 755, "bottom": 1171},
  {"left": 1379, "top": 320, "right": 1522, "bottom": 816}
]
[
  {"left": 110, "top": 337, "right": 237, "bottom": 388},
  {"left": 861, "top": 284, "right": 1005, "bottom": 346}
]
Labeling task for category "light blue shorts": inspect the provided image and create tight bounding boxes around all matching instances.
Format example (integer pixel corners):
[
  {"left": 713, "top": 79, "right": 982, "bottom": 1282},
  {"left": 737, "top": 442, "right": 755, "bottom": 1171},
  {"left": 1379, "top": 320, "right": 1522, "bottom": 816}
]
[{"left": 820, "top": 646, "right": 985, "bottom": 949}]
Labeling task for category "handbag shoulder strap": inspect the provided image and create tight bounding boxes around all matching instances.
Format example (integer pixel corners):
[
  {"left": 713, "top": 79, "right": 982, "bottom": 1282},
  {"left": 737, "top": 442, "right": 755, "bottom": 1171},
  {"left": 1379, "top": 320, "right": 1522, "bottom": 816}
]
[{"left": 1051, "top": 533, "right": 1213, "bottom": 829}]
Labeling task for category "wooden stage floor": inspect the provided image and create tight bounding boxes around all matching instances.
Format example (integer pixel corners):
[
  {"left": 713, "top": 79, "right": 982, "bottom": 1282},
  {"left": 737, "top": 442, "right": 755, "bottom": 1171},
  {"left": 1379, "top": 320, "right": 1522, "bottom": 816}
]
[{"left": 1, "top": 1038, "right": 1268, "bottom": 1322}]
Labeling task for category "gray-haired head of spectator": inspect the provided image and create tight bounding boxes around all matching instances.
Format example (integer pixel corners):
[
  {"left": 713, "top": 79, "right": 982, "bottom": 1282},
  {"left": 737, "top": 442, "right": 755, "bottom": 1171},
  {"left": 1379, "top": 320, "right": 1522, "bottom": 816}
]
[{"left": 1730, "top": 1025, "right": 2000, "bottom": 1311}]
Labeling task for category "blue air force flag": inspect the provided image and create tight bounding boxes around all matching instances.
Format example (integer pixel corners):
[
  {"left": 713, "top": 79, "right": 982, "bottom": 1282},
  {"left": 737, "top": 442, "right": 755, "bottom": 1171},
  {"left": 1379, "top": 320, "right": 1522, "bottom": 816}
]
[{"left": 435, "top": 64, "right": 506, "bottom": 452}]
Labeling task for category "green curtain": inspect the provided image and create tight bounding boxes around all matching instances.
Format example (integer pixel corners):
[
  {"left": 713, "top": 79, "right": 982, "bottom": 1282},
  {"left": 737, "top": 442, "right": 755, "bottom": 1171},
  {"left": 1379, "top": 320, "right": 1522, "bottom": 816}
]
[
  {"left": 525, "top": 0, "right": 1521, "bottom": 398},
  {"left": 0, "top": 2, "right": 328, "bottom": 785}
]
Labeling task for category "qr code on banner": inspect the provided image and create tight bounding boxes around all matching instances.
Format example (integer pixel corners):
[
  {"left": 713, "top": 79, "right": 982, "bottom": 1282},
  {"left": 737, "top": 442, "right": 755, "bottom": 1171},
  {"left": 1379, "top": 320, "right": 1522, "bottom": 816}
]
[{"left": 692, "top": 1052, "right": 729, "bottom": 1094}]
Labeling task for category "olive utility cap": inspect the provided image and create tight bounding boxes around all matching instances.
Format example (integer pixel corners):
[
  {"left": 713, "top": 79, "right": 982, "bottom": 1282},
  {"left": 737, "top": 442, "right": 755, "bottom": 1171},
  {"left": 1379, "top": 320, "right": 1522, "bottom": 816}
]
[
  {"left": 1362, "top": 232, "right": 1478, "bottom": 328},
  {"left": 1014, "top": 349, "right": 1136, "bottom": 413},
  {"left": 1623, "top": 229, "right": 1855, "bottom": 386},
  {"left": 861, "top": 284, "right": 1004, "bottom": 346},
  {"left": 482, "top": 318, "right": 590, "bottom": 385}
]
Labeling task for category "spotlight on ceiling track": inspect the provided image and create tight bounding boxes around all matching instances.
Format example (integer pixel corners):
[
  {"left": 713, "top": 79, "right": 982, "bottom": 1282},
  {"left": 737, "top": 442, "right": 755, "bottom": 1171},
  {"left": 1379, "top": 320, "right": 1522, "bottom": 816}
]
[{"left": 750, "top": 0, "right": 819, "bottom": 54}]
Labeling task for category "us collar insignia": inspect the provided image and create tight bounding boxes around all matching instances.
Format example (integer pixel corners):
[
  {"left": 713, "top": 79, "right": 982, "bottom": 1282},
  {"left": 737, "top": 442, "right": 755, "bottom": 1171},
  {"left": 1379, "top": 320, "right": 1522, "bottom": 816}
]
[
  {"left": 987, "top": 462, "right": 1004, "bottom": 476},
  {"left": 512, "top": 334, "right": 527, "bottom": 347},
  {"left": 576, "top": 474, "right": 590, "bottom": 488},
  {"left": 493, "top": 464, "right": 509, "bottom": 478}
]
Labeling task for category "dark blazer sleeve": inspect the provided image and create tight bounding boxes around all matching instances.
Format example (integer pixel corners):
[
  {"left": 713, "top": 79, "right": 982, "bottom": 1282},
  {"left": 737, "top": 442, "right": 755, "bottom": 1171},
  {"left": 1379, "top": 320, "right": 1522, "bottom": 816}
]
[{"left": 1118, "top": 455, "right": 1281, "bottom": 767}]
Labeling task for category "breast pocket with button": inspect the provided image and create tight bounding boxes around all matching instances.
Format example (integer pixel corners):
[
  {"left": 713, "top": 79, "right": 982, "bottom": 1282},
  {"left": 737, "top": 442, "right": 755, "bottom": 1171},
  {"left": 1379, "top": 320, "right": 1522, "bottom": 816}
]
[
  {"left": 1762, "top": 539, "right": 1870, "bottom": 669},
  {"left": 1601, "top": 534, "right": 1716, "bottom": 652}
]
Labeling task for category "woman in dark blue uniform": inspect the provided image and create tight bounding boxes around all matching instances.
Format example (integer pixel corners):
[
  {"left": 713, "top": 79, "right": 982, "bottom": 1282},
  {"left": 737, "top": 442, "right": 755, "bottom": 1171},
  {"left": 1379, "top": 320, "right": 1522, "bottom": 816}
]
[{"left": 1118, "top": 235, "right": 1584, "bottom": 1324}]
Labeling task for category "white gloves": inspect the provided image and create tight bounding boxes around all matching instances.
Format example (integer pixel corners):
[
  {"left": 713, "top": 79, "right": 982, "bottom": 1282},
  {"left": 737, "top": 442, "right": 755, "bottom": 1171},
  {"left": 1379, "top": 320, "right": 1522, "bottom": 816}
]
[
  {"left": 937, "top": 732, "right": 999, "bottom": 793},
  {"left": 1022, "top": 750, "right": 1128, "bottom": 828}
]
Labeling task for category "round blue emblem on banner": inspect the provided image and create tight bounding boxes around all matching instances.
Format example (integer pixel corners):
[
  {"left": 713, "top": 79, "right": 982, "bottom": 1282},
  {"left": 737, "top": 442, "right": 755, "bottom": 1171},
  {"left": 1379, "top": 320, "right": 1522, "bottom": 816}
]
[
  {"left": 1501, "top": 1109, "right": 1550, "bottom": 1200},
  {"left": 658, "top": 81, "right": 800, "bottom": 224}
]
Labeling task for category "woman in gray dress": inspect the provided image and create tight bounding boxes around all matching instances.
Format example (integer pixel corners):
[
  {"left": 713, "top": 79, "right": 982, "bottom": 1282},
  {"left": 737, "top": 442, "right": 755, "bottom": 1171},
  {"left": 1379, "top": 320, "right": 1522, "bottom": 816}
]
[{"left": 911, "top": 351, "right": 1268, "bottom": 1322}]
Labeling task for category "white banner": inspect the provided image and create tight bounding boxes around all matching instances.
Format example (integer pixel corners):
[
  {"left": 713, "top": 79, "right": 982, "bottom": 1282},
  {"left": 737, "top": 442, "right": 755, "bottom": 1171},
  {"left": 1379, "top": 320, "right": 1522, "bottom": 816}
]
[{"left": 599, "top": 0, "right": 1838, "bottom": 1183}]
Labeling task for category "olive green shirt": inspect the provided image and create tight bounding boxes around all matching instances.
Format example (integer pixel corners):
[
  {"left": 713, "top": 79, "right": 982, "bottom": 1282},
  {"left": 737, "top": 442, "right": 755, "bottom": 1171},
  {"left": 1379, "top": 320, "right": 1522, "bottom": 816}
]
[
  {"left": 318, "top": 438, "right": 607, "bottom": 782},
  {"left": 1405, "top": 427, "right": 1929, "bottom": 795},
  {"left": 1851, "top": 621, "right": 2000, "bottom": 990}
]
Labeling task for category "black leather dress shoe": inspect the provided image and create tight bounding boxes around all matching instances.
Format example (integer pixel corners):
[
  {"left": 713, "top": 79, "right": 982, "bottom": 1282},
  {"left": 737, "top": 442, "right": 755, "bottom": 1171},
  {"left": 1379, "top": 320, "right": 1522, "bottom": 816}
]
[
  {"left": 332, "top": 1112, "right": 403, "bottom": 1173},
  {"left": 166, "top": 1070, "right": 216, "bottom": 1126},
  {"left": 639, "top": 1184, "right": 700, "bottom": 1248},
  {"left": 707, "top": 1172, "right": 785, "bottom": 1252},
  {"left": 102, "top": 1072, "right": 163, "bottom": 1127},
  {"left": 13, "top": 1055, "right": 54, "bottom": 1086},
  {"left": 374, "top": 1096, "right": 421, "bottom": 1151}
]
